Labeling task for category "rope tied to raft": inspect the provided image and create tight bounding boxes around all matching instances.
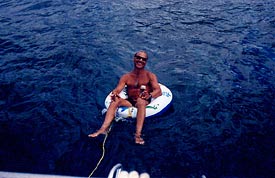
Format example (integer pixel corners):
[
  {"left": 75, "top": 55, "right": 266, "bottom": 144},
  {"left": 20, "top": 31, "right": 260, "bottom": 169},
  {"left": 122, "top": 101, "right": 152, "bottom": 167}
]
[{"left": 88, "top": 124, "right": 113, "bottom": 178}]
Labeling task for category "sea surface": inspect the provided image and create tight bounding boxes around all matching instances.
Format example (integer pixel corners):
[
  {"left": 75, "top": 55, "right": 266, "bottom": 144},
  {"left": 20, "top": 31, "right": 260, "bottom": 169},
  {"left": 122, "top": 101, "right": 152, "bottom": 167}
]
[{"left": 1, "top": 0, "right": 275, "bottom": 177}]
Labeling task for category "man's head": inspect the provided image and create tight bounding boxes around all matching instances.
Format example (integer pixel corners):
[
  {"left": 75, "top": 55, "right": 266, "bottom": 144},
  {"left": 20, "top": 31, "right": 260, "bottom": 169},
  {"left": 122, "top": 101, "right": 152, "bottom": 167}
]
[{"left": 133, "top": 51, "right": 148, "bottom": 69}]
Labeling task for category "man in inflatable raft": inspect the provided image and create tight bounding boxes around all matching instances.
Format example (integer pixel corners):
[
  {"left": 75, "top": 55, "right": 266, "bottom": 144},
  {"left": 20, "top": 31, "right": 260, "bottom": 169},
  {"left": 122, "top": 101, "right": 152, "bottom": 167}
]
[{"left": 88, "top": 50, "right": 162, "bottom": 144}]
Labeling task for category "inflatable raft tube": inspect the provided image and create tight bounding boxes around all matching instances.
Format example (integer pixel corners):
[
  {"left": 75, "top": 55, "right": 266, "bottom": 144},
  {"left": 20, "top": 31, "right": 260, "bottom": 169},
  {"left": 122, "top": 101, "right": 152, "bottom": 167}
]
[{"left": 104, "top": 83, "right": 172, "bottom": 119}]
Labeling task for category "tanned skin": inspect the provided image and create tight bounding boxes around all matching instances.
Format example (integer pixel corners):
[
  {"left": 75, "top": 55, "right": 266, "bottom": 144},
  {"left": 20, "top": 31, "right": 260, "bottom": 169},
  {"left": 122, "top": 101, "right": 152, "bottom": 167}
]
[{"left": 88, "top": 51, "right": 161, "bottom": 144}]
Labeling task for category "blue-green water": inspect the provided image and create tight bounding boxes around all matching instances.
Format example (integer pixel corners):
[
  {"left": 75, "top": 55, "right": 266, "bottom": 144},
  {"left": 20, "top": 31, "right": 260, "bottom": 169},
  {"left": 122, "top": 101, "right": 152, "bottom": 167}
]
[{"left": 1, "top": 0, "right": 275, "bottom": 177}]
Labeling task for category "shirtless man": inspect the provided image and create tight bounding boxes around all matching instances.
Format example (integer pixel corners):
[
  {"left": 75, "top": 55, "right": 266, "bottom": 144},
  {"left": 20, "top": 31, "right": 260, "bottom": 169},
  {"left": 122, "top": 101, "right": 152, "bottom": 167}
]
[{"left": 88, "top": 51, "right": 162, "bottom": 144}]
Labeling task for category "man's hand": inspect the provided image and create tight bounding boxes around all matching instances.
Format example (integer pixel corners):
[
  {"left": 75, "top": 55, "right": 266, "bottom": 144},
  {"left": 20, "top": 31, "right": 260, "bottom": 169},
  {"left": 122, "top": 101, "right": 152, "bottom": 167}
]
[
  {"left": 111, "top": 92, "right": 120, "bottom": 102},
  {"left": 139, "top": 91, "right": 151, "bottom": 101}
]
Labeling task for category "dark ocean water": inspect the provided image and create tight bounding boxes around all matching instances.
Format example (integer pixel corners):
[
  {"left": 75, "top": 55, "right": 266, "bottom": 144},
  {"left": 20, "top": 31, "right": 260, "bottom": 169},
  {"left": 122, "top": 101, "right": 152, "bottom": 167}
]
[{"left": 1, "top": 0, "right": 275, "bottom": 177}]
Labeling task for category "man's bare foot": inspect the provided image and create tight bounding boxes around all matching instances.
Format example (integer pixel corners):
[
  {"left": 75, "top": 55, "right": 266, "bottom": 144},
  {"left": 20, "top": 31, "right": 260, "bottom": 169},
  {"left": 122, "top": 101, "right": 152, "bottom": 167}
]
[
  {"left": 135, "top": 134, "right": 145, "bottom": 145},
  {"left": 88, "top": 128, "right": 107, "bottom": 137}
]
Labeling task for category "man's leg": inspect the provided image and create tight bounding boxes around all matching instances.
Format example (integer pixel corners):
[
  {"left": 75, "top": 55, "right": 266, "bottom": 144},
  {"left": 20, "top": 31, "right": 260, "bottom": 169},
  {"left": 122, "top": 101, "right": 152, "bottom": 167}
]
[
  {"left": 135, "top": 98, "right": 149, "bottom": 144},
  {"left": 88, "top": 98, "right": 131, "bottom": 137}
]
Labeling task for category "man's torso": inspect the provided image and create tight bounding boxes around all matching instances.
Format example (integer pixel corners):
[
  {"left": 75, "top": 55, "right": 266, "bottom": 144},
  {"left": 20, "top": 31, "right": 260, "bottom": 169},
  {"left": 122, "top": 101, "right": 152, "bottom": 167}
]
[{"left": 125, "top": 71, "right": 153, "bottom": 102}]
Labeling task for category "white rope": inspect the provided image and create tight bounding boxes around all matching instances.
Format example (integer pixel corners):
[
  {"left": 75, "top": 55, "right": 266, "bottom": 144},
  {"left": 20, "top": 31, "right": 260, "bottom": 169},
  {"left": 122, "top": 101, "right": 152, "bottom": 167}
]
[{"left": 88, "top": 124, "right": 112, "bottom": 178}]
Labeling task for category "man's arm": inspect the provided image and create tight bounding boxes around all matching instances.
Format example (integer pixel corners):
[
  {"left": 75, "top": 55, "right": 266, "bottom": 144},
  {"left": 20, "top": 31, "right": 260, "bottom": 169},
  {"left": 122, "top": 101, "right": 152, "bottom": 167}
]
[
  {"left": 111, "top": 74, "right": 127, "bottom": 96},
  {"left": 149, "top": 73, "right": 162, "bottom": 99}
]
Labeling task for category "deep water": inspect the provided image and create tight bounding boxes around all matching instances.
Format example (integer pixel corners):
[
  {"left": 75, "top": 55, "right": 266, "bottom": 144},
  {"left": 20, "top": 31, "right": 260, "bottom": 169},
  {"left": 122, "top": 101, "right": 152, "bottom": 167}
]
[{"left": 1, "top": 0, "right": 275, "bottom": 177}]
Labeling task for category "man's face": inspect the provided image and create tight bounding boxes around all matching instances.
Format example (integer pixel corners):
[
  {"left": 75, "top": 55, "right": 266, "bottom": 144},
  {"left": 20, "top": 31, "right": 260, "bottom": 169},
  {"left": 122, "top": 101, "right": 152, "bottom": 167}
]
[{"left": 134, "top": 52, "right": 148, "bottom": 68}]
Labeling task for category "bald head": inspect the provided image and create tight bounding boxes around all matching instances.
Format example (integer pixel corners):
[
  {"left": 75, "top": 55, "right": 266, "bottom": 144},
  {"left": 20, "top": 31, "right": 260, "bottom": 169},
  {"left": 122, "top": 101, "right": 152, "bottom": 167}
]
[{"left": 134, "top": 51, "right": 148, "bottom": 60}]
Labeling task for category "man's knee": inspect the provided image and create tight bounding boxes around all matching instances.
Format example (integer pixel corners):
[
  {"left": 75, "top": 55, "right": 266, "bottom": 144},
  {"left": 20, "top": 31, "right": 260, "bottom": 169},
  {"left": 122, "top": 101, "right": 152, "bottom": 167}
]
[
  {"left": 136, "top": 98, "right": 148, "bottom": 108},
  {"left": 110, "top": 99, "right": 120, "bottom": 107}
]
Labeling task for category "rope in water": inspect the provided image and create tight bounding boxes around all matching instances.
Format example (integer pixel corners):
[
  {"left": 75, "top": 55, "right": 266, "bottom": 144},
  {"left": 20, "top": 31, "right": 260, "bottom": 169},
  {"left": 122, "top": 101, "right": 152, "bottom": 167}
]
[{"left": 88, "top": 124, "right": 112, "bottom": 178}]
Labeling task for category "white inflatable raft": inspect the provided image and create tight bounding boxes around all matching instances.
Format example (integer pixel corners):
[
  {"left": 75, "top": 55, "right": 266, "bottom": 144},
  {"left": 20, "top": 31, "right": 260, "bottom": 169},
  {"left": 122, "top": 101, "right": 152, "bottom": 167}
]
[{"left": 104, "top": 83, "right": 172, "bottom": 119}]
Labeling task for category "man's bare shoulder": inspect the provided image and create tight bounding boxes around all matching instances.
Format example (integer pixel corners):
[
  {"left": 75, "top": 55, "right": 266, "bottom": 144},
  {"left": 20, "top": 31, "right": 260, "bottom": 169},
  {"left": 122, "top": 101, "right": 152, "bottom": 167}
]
[
  {"left": 121, "top": 72, "right": 132, "bottom": 78},
  {"left": 145, "top": 70, "right": 157, "bottom": 79},
  {"left": 120, "top": 72, "right": 133, "bottom": 82}
]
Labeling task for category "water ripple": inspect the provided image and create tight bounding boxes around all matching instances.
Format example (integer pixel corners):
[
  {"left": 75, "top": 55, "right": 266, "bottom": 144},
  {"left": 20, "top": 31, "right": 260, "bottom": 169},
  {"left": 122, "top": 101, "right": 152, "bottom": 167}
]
[{"left": 1, "top": 0, "right": 275, "bottom": 177}]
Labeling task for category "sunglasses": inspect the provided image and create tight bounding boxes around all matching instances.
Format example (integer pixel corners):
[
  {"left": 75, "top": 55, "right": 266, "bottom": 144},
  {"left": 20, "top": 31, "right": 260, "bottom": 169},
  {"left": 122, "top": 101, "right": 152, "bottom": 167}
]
[{"left": 135, "top": 55, "right": 147, "bottom": 62}]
